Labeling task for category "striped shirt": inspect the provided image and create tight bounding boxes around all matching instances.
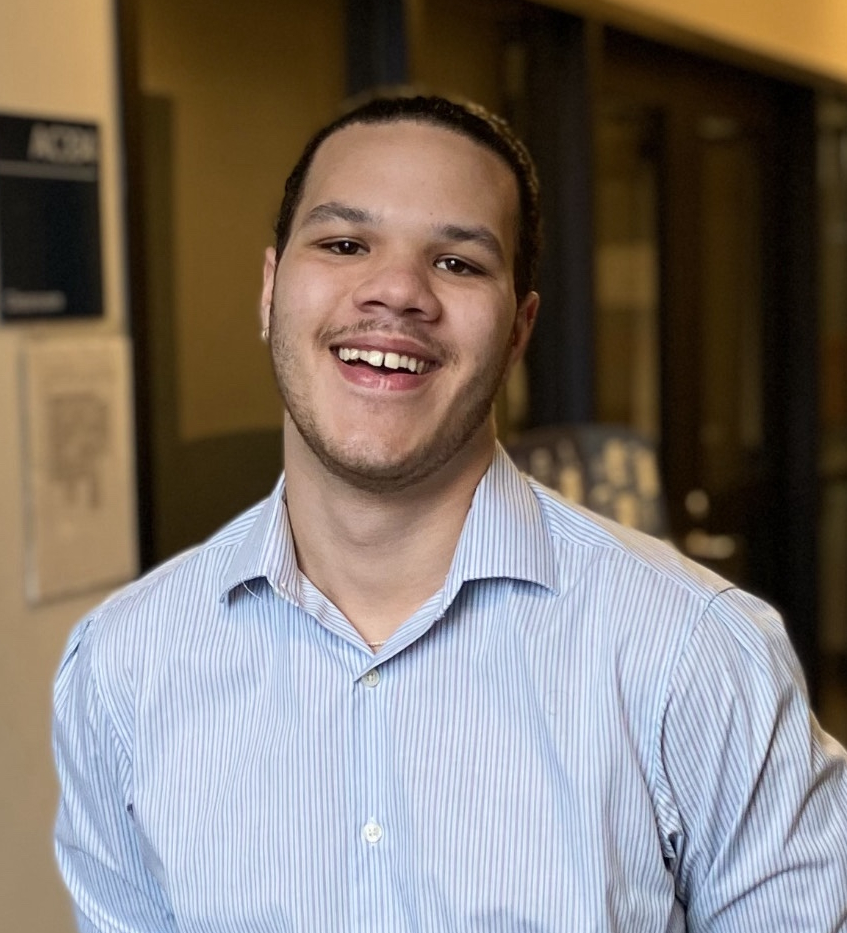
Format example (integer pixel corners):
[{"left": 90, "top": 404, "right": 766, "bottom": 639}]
[{"left": 53, "top": 444, "right": 847, "bottom": 932}]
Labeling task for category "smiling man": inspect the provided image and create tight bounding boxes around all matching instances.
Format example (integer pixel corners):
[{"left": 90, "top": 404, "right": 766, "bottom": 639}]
[
  {"left": 54, "top": 96, "right": 847, "bottom": 932},
  {"left": 259, "top": 107, "right": 537, "bottom": 645}
]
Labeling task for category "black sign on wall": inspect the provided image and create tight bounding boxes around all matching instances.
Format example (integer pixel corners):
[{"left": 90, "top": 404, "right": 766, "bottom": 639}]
[{"left": 0, "top": 115, "right": 103, "bottom": 321}]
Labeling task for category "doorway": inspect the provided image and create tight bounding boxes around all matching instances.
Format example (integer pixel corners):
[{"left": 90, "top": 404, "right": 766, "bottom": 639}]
[{"left": 593, "top": 31, "right": 819, "bottom": 690}]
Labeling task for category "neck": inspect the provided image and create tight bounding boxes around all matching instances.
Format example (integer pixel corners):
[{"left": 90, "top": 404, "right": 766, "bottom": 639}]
[{"left": 283, "top": 421, "right": 495, "bottom": 645}]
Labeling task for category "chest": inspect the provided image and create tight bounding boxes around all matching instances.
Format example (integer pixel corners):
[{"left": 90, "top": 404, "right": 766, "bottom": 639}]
[{"left": 129, "top": 631, "right": 674, "bottom": 932}]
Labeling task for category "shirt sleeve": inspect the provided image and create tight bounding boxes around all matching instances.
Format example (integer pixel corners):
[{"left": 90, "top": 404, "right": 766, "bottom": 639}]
[
  {"left": 53, "top": 619, "right": 177, "bottom": 933},
  {"left": 658, "top": 588, "right": 847, "bottom": 931}
]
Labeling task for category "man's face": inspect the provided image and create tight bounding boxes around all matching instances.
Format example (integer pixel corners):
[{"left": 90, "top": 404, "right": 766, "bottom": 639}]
[{"left": 262, "top": 119, "right": 538, "bottom": 493}]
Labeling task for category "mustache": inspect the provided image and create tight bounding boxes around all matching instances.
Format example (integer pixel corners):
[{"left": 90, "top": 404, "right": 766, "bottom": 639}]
[{"left": 315, "top": 319, "right": 457, "bottom": 364}]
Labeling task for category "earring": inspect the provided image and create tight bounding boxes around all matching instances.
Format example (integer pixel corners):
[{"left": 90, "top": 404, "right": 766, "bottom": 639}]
[{"left": 261, "top": 326, "right": 270, "bottom": 342}]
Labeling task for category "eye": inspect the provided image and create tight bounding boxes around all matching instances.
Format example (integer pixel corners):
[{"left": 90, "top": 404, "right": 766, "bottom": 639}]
[
  {"left": 322, "top": 239, "right": 366, "bottom": 256},
  {"left": 435, "top": 256, "right": 482, "bottom": 276}
]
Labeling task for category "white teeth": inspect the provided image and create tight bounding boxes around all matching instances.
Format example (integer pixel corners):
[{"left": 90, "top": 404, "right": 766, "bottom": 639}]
[{"left": 336, "top": 346, "right": 428, "bottom": 374}]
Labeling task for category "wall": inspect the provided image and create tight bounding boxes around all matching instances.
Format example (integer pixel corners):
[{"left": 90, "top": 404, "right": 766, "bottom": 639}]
[
  {"left": 137, "top": 0, "right": 345, "bottom": 444},
  {"left": 134, "top": 0, "right": 345, "bottom": 561},
  {"left": 408, "top": 0, "right": 506, "bottom": 108},
  {"left": 0, "top": 1, "right": 134, "bottom": 931}
]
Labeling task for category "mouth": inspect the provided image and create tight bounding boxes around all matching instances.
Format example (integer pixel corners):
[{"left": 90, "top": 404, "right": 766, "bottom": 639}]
[{"left": 333, "top": 345, "right": 438, "bottom": 376}]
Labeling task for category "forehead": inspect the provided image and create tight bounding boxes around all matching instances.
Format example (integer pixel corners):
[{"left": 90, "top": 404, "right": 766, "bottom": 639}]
[{"left": 295, "top": 120, "right": 520, "bottom": 241}]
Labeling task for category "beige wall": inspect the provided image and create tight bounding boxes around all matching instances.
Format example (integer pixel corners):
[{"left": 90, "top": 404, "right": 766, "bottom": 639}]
[
  {"left": 137, "top": 0, "right": 345, "bottom": 442},
  {"left": 408, "top": 0, "right": 506, "bottom": 109},
  {"left": 0, "top": 1, "right": 132, "bottom": 931}
]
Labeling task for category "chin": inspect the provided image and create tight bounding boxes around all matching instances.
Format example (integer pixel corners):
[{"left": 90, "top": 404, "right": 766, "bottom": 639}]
[
  {"left": 287, "top": 390, "right": 498, "bottom": 494},
  {"left": 322, "top": 445, "right": 440, "bottom": 494},
  {"left": 319, "top": 419, "right": 495, "bottom": 494}
]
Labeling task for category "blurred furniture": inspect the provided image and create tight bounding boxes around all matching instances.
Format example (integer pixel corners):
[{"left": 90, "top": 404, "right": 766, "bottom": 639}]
[{"left": 507, "top": 423, "right": 667, "bottom": 538}]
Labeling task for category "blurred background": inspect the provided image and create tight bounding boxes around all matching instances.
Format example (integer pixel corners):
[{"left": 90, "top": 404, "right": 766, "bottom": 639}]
[{"left": 1, "top": 0, "right": 846, "bottom": 928}]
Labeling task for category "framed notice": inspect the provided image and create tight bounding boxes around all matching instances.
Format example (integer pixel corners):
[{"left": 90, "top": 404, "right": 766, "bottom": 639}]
[
  {"left": 21, "top": 335, "right": 138, "bottom": 604},
  {"left": 0, "top": 114, "right": 103, "bottom": 321}
]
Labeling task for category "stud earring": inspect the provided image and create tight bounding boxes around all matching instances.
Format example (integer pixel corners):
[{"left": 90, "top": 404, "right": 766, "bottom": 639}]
[{"left": 261, "top": 326, "right": 270, "bottom": 342}]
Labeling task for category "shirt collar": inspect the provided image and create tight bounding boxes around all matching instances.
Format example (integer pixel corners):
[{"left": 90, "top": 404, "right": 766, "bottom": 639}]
[
  {"left": 218, "top": 473, "right": 300, "bottom": 602},
  {"left": 219, "top": 442, "right": 559, "bottom": 604},
  {"left": 440, "top": 442, "right": 559, "bottom": 606}
]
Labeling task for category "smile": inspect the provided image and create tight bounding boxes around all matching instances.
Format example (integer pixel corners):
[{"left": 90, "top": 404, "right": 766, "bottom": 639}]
[{"left": 334, "top": 346, "right": 433, "bottom": 375}]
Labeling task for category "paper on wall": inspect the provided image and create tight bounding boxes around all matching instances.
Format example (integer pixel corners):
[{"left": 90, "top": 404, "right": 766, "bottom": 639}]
[{"left": 20, "top": 335, "right": 138, "bottom": 604}]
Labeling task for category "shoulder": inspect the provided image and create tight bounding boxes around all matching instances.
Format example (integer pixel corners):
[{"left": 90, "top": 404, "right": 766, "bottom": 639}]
[
  {"left": 518, "top": 477, "right": 796, "bottom": 698},
  {"left": 58, "top": 498, "right": 268, "bottom": 688},
  {"left": 527, "top": 475, "right": 733, "bottom": 614},
  {"left": 105, "top": 499, "right": 262, "bottom": 614}
]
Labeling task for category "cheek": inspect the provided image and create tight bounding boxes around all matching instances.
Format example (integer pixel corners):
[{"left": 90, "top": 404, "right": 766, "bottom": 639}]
[
  {"left": 275, "top": 259, "right": 325, "bottom": 310},
  {"left": 469, "top": 304, "right": 517, "bottom": 355},
  {"left": 288, "top": 256, "right": 352, "bottom": 300},
  {"left": 272, "top": 281, "right": 330, "bottom": 343}
]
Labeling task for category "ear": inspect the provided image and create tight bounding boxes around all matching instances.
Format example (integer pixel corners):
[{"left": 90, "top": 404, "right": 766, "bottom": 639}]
[
  {"left": 506, "top": 290, "right": 539, "bottom": 374},
  {"left": 260, "top": 246, "right": 277, "bottom": 331}
]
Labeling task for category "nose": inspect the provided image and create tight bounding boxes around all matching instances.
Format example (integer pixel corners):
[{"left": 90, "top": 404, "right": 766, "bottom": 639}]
[{"left": 351, "top": 253, "right": 442, "bottom": 321}]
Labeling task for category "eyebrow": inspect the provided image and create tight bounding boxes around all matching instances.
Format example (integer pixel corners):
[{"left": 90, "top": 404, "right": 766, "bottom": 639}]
[
  {"left": 301, "top": 201, "right": 376, "bottom": 227},
  {"left": 435, "top": 223, "right": 505, "bottom": 262},
  {"left": 301, "top": 202, "right": 505, "bottom": 262}
]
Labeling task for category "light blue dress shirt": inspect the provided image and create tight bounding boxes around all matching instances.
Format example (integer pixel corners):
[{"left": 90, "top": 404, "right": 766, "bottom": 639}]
[{"left": 54, "top": 445, "right": 847, "bottom": 932}]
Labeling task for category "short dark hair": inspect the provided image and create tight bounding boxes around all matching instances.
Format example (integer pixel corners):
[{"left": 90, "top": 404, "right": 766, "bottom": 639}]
[{"left": 273, "top": 95, "right": 541, "bottom": 301}]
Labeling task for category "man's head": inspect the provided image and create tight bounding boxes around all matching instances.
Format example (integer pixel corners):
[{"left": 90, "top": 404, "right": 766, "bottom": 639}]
[
  {"left": 272, "top": 95, "right": 541, "bottom": 303},
  {"left": 261, "top": 96, "right": 540, "bottom": 494}
]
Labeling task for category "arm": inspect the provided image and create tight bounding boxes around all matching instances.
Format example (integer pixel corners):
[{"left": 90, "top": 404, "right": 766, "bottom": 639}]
[
  {"left": 53, "top": 620, "right": 176, "bottom": 933},
  {"left": 658, "top": 588, "right": 847, "bottom": 931}
]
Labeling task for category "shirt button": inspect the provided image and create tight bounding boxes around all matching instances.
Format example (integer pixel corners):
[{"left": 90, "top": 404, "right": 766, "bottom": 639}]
[
  {"left": 362, "top": 669, "right": 381, "bottom": 687},
  {"left": 362, "top": 820, "right": 383, "bottom": 844}
]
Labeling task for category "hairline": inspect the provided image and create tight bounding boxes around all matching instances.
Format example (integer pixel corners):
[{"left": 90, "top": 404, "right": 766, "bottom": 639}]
[
  {"left": 285, "top": 119, "right": 519, "bottom": 253},
  {"left": 274, "top": 93, "right": 542, "bottom": 301},
  {"left": 275, "top": 110, "right": 534, "bottom": 298}
]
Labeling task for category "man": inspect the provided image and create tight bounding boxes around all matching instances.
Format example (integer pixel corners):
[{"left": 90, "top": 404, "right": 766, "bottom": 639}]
[{"left": 54, "top": 95, "right": 847, "bottom": 932}]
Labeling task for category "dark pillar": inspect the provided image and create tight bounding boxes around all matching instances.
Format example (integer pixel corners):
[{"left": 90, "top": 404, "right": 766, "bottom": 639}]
[
  {"left": 519, "top": 12, "right": 598, "bottom": 426},
  {"left": 760, "top": 83, "right": 820, "bottom": 700},
  {"left": 344, "top": 0, "right": 408, "bottom": 97}
]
